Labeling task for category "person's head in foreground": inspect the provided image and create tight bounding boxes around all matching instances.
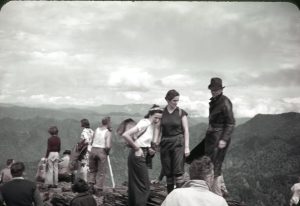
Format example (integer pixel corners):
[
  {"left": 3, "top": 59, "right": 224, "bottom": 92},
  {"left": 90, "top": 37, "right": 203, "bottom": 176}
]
[{"left": 10, "top": 162, "right": 25, "bottom": 178}]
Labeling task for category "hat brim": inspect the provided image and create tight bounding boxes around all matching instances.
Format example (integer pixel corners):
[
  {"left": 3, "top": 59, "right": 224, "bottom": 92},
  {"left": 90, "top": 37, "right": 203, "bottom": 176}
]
[{"left": 208, "top": 85, "right": 225, "bottom": 90}]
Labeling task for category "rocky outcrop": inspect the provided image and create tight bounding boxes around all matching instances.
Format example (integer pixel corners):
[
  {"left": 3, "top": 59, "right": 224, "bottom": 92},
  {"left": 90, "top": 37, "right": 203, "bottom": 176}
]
[{"left": 38, "top": 182, "right": 246, "bottom": 206}]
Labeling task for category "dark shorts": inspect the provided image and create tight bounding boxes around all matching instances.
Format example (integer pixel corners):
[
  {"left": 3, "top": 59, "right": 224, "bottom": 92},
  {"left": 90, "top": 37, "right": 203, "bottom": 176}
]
[{"left": 160, "top": 134, "right": 185, "bottom": 177}]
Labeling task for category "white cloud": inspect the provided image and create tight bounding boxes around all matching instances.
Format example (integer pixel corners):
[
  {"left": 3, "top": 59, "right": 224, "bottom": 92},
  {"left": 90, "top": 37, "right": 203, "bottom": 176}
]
[
  {"left": 161, "top": 74, "right": 195, "bottom": 88},
  {"left": 108, "top": 68, "right": 154, "bottom": 91},
  {"left": 283, "top": 97, "right": 300, "bottom": 104},
  {"left": 122, "top": 92, "right": 142, "bottom": 101}
]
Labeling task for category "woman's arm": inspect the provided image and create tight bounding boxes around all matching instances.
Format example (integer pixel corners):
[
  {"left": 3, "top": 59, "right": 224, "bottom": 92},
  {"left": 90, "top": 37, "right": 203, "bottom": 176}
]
[
  {"left": 104, "top": 131, "right": 112, "bottom": 155},
  {"left": 122, "top": 126, "right": 143, "bottom": 156},
  {"left": 152, "top": 121, "right": 161, "bottom": 146},
  {"left": 105, "top": 131, "right": 112, "bottom": 148},
  {"left": 181, "top": 115, "right": 190, "bottom": 157}
]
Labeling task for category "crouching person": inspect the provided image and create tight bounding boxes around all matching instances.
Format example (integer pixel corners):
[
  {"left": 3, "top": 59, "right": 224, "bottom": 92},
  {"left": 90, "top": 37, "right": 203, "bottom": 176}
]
[
  {"left": 161, "top": 156, "right": 228, "bottom": 206},
  {"left": 58, "top": 150, "right": 72, "bottom": 182},
  {"left": 35, "top": 157, "right": 47, "bottom": 183},
  {"left": 70, "top": 178, "right": 97, "bottom": 206}
]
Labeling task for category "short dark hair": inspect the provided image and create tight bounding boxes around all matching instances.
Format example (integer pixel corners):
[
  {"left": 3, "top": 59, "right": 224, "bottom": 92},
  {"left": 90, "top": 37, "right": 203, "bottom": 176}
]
[
  {"left": 165, "top": 89, "right": 180, "bottom": 101},
  {"left": 48, "top": 126, "right": 58, "bottom": 135},
  {"left": 102, "top": 116, "right": 111, "bottom": 126},
  {"left": 10, "top": 162, "right": 25, "bottom": 177},
  {"left": 144, "top": 104, "right": 163, "bottom": 118},
  {"left": 71, "top": 178, "right": 90, "bottom": 193},
  {"left": 189, "top": 156, "right": 214, "bottom": 180},
  {"left": 6, "top": 159, "right": 14, "bottom": 166},
  {"left": 80, "top": 119, "right": 90, "bottom": 128}
]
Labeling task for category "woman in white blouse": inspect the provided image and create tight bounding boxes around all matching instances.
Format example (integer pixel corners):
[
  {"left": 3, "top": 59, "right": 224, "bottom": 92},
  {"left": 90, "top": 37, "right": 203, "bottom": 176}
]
[{"left": 121, "top": 105, "right": 162, "bottom": 206}]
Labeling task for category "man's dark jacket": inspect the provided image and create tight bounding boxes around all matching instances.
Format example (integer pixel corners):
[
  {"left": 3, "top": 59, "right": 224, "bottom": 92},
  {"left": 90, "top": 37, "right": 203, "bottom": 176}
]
[
  {"left": 0, "top": 178, "right": 42, "bottom": 206},
  {"left": 187, "top": 93, "right": 235, "bottom": 176}
]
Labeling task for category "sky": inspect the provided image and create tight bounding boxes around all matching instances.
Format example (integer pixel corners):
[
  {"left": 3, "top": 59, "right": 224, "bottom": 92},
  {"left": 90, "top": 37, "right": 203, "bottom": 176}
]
[{"left": 0, "top": 1, "right": 299, "bottom": 117}]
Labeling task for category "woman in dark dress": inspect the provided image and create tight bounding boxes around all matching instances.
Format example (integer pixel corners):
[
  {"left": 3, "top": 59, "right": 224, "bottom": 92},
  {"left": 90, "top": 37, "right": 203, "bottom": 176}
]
[{"left": 154, "top": 89, "right": 190, "bottom": 193}]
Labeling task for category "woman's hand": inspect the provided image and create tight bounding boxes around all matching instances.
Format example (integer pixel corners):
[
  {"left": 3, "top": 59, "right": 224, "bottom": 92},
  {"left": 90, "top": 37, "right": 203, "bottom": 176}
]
[
  {"left": 218, "top": 140, "right": 227, "bottom": 149},
  {"left": 184, "top": 147, "right": 190, "bottom": 157},
  {"left": 135, "top": 148, "right": 144, "bottom": 157},
  {"left": 148, "top": 148, "right": 156, "bottom": 156}
]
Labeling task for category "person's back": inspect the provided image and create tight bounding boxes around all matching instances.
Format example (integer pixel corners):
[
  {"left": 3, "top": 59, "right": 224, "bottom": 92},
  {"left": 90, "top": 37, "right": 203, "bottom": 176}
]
[
  {"left": 1, "top": 179, "right": 37, "bottom": 206},
  {"left": 92, "top": 127, "right": 108, "bottom": 148},
  {"left": 0, "top": 162, "right": 42, "bottom": 206},
  {"left": 59, "top": 153, "right": 71, "bottom": 174},
  {"left": 0, "top": 159, "right": 14, "bottom": 184},
  {"left": 161, "top": 180, "right": 228, "bottom": 206},
  {"left": 161, "top": 156, "right": 228, "bottom": 206},
  {"left": 0, "top": 168, "right": 12, "bottom": 184}
]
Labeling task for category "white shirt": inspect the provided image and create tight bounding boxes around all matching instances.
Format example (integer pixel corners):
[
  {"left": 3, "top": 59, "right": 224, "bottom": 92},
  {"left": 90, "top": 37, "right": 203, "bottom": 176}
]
[
  {"left": 135, "top": 119, "right": 154, "bottom": 147},
  {"left": 161, "top": 180, "right": 228, "bottom": 206},
  {"left": 58, "top": 155, "right": 70, "bottom": 174},
  {"left": 92, "top": 127, "right": 108, "bottom": 148}
]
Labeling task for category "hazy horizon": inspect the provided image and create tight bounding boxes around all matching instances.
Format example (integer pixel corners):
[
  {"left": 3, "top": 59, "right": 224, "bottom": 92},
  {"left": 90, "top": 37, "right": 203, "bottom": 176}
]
[{"left": 0, "top": 2, "right": 299, "bottom": 118}]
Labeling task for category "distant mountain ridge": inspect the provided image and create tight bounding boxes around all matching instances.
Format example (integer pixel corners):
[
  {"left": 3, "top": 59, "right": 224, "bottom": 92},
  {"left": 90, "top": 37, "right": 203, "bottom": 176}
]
[{"left": 0, "top": 103, "right": 249, "bottom": 125}]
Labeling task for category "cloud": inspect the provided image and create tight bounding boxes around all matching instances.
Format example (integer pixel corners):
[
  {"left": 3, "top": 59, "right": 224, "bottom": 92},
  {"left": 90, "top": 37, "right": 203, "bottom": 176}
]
[
  {"left": 232, "top": 68, "right": 300, "bottom": 88},
  {"left": 160, "top": 74, "right": 196, "bottom": 88},
  {"left": 122, "top": 92, "right": 142, "bottom": 101},
  {"left": 232, "top": 96, "right": 300, "bottom": 117},
  {"left": 108, "top": 68, "right": 154, "bottom": 91}
]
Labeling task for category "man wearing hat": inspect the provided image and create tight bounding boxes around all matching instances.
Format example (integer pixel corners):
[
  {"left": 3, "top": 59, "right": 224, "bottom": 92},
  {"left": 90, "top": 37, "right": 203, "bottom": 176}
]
[{"left": 186, "top": 77, "right": 235, "bottom": 197}]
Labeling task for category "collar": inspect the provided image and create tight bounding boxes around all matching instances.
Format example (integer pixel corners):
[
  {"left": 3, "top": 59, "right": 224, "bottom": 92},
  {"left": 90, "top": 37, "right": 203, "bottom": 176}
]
[
  {"left": 12, "top": 177, "right": 24, "bottom": 180},
  {"left": 210, "top": 93, "right": 223, "bottom": 101},
  {"left": 164, "top": 106, "right": 178, "bottom": 113},
  {"left": 76, "top": 192, "right": 90, "bottom": 197},
  {"left": 182, "top": 180, "right": 209, "bottom": 190}
]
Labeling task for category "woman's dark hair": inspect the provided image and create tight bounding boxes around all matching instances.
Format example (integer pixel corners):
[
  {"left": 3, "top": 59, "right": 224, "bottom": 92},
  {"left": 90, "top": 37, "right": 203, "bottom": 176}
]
[
  {"left": 48, "top": 126, "right": 58, "bottom": 135},
  {"left": 165, "top": 89, "right": 180, "bottom": 101},
  {"left": 116, "top": 118, "right": 136, "bottom": 136},
  {"left": 71, "top": 178, "right": 90, "bottom": 193},
  {"left": 144, "top": 104, "right": 163, "bottom": 118},
  {"left": 10, "top": 162, "right": 25, "bottom": 177},
  {"left": 80, "top": 118, "right": 90, "bottom": 128}
]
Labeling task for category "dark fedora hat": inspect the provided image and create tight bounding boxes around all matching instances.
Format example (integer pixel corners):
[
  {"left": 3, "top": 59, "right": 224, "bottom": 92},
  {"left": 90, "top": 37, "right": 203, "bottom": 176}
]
[{"left": 208, "top": 77, "right": 225, "bottom": 90}]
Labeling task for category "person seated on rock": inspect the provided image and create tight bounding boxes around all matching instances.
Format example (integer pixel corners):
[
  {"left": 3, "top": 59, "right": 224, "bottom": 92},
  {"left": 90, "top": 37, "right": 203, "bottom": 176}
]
[
  {"left": 290, "top": 177, "right": 300, "bottom": 206},
  {"left": 0, "top": 161, "right": 43, "bottom": 206},
  {"left": 161, "top": 156, "right": 228, "bottom": 206},
  {"left": 58, "top": 150, "right": 72, "bottom": 182},
  {"left": 35, "top": 157, "right": 47, "bottom": 183},
  {"left": 70, "top": 178, "right": 97, "bottom": 206},
  {"left": 0, "top": 159, "right": 14, "bottom": 184}
]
